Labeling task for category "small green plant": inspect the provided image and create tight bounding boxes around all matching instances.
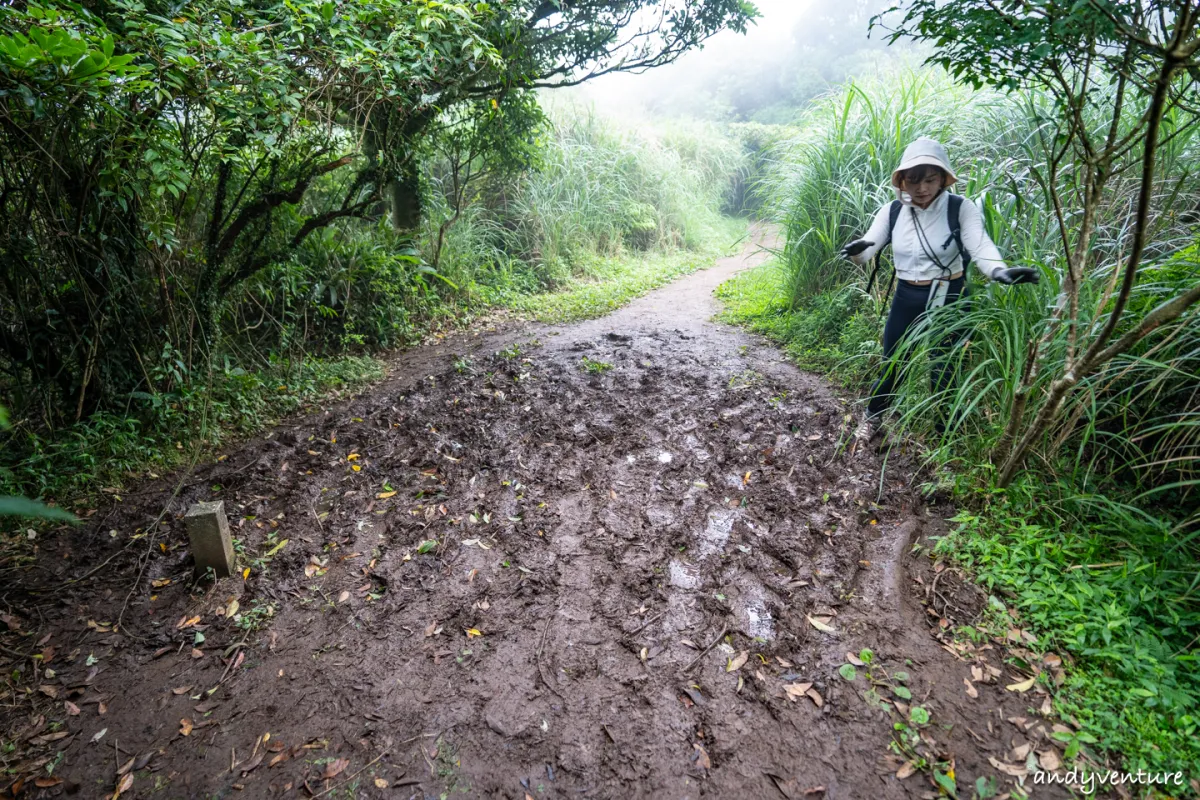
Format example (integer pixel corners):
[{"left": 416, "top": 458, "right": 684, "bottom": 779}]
[
  {"left": 580, "top": 356, "right": 613, "bottom": 375},
  {"left": 236, "top": 600, "right": 278, "bottom": 632},
  {"left": 497, "top": 344, "right": 522, "bottom": 360},
  {"left": 453, "top": 356, "right": 473, "bottom": 373}
]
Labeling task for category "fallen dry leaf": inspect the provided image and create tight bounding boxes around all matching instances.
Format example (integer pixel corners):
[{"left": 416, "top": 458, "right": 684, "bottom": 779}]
[
  {"left": 465, "top": 628, "right": 483, "bottom": 638},
  {"left": 225, "top": 598, "right": 239, "bottom": 617},
  {"left": 1039, "top": 749, "right": 1062, "bottom": 771},
  {"left": 896, "top": 761, "right": 917, "bottom": 780},
  {"left": 1006, "top": 675, "right": 1038, "bottom": 693},
  {"left": 322, "top": 758, "right": 350, "bottom": 779},
  {"left": 846, "top": 652, "right": 864, "bottom": 666},
  {"left": 783, "top": 682, "right": 813, "bottom": 701},
  {"left": 191, "top": 648, "right": 204, "bottom": 659},
  {"left": 269, "top": 751, "right": 291, "bottom": 768},
  {"left": 964, "top": 678, "right": 979, "bottom": 699},
  {"left": 38, "top": 684, "right": 58, "bottom": 699},
  {"left": 806, "top": 688, "right": 824, "bottom": 708},
  {"left": 726, "top": 651, "right": 749, "bottom": 672},
  {"left": 112, "top": 772, "right": 133, "bottom": 799},
  {"left": 35, "top": 777, "right": 63, "bottom": 789},
  {"left": 179, "top": 718, "right": 193, "bottom": 736},
  {"left": 971, "top": 665, "right": 984, "bottom": 682},
  {"left": 172, "top": 686, "right": 192, "bottom": 695},
  {"left": 239, "top": 753, "right": 265, "bottom": 776},
  {"left": 693, "top": 743, "right": 711, "bottom": 770},
  {"left": 988, "top": 756, "right": 1028, "bottom": 778},
  {"left": 176, "top": 615, "right": 200, "bottom": 630},
  {"left": 375, "top": 778, "right": 389, "bottom": 789},
  {"left": 806, "top": 614, "right": 836, "bottom": 633},
  {"left": 64, "top": 701, "right": 80, "bottom": 716},
  {"left": 30, "top": 731, "right": 71, "bottom": 746}
]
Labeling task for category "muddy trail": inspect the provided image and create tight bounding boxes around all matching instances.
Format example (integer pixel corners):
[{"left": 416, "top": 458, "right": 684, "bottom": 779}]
[{"left": 3, "top": 227, "right": 1072, "bottom": 799}]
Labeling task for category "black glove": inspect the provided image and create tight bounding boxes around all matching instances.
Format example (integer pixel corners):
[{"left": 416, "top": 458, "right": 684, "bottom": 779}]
[
  {"left": 839, "top": 239, "right": 875, "bottom": 259},
  {"left": 992, "top": 267, "right": 1040, "bottom": 285}
]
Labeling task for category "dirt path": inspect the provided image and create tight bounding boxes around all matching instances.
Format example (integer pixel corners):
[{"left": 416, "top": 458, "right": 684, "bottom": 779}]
[{"left": 3, "top": 227, "right": 1070, "bottom": 799}]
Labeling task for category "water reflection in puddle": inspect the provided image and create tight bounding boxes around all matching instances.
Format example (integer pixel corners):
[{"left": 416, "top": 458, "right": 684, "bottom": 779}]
[{"left": 668, "top": 559, "right": 701, "bottom": 590}]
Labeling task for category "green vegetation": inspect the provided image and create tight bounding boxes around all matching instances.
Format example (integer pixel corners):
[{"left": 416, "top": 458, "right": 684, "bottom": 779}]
[
  {"left": 0, "top": 41, "right": 754, "bottom": 507},
  {"left": 720, "top": 0, "right": 1200, "bottom": 779}
]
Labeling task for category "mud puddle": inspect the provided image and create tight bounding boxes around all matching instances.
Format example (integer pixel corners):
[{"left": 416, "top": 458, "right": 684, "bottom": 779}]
[{"left": 2, "top": 227, "right": 1070, "bottom": 799}]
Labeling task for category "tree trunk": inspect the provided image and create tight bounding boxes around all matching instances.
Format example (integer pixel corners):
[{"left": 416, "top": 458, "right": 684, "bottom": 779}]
[{"left": 389, "top": 159, "right": 422, "bottom": 232}]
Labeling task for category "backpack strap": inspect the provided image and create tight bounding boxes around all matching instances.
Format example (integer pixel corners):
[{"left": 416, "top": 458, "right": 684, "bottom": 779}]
[
  {"left": 865, "top": 200, "right": 903, "bottom": 296},
  {"left": 887, "top": 199, "right": 903, "bottom": 243},
  {"left": 946, "top": 194, "right": 971, "bottom": 269}
]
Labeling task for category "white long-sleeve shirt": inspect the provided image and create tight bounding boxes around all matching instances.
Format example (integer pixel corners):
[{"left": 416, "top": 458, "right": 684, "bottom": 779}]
[{"left": 850, "top": 191, "right": 1006, "bottom": 281}]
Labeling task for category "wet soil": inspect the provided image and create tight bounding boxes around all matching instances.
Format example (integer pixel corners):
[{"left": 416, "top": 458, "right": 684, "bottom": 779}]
[{"left": 2, "top": 227, "right": 1071, "bottom": 799}]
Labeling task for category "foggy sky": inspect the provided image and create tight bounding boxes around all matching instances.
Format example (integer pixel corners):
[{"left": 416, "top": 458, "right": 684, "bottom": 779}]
[{"left": 570, "top": 0, "right": 905, "bottom": 122}]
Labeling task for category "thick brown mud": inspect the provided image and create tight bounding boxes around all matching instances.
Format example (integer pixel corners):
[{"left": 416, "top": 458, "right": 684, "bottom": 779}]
[{"left": 2, "top": 228, "right": 1070, "bottom": 799}]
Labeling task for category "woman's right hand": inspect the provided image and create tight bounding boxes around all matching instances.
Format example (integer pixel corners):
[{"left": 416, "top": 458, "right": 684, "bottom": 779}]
[
  {"left": 839, "top": 240, "right": 875, "bottom": 258},
  {"left": 992, "top": 267, "right": 1040, "bottom": 285}
]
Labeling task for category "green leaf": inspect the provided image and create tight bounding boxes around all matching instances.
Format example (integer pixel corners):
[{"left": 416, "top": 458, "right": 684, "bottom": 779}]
[
  {"left": 0, "top": 497, "right": 77, "bottom": 522},
  {"left": 893, "top": 686, "right": 912, "bottom": 699},
  {"left": 933, "top": 770, "right": 957, "bottom": 797},
  {"left": 909, "top": 706, "right": 930, "bottom": 725},
  {"left": 416, "top": 539, "right": 438, "bottom": 554},
  {"left": 858, "top": 648, "right": 874, "bottom": 665},
  {"left": 838, "top": 664, "right": 857, "bottom": 681}
]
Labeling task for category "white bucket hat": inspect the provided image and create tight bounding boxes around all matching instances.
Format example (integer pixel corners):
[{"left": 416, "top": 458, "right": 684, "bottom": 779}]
[{"left": 891, "top": 137, "right": 957, "bottom": 189}]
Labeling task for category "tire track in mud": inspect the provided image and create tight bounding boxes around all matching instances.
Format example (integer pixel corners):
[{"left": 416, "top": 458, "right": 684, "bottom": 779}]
[{"left": 14, "top": 226, "right": 1071, "bottom": 799}]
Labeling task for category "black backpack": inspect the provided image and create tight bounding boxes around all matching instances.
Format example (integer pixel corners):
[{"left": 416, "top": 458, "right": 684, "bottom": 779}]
[{"left": 865, "top": 194, "right": 972, "bottom": 304}]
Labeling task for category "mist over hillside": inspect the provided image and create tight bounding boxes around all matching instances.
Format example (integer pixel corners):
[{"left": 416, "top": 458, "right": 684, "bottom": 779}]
[{"left": 574, "top": 0, "right": 913, "bottom": 122}]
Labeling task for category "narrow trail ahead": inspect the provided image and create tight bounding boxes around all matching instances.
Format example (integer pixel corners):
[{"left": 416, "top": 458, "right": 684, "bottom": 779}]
[{"left": 5, "top": 227, "right": 1068, "bottom": 799}]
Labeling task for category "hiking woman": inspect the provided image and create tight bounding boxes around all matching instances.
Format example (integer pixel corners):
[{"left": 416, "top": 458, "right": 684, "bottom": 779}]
[{"left": 840, "top": 137, "right": 1038, "bottom": 439}]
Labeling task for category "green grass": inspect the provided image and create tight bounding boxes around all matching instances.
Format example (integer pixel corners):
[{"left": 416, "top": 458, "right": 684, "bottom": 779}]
[
  {"left": 0, "top": 356, "right": 383, "bottom": 514},
  {"left": 939, "top": 492, "right": 1200, "bottom": 780},
  {"left": 504, "top": 216, "right": 747, "bottom": 323}
]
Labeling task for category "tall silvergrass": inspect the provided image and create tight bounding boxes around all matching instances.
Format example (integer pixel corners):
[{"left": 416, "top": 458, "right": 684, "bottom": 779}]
[
  {"left": 426, "top": 106, "right": 749, "bottom": 292},
  {"left": 769, "top": 66, "right": 1200, "bottom": 527},
  {"left": 764, "top": 65, "right": 1200, "bottom": 771}
]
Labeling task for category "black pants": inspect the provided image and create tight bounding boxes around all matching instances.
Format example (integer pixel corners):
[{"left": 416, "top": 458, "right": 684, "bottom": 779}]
[{"left": 867, "top": 276, "right": 968, "bottom": 421}]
